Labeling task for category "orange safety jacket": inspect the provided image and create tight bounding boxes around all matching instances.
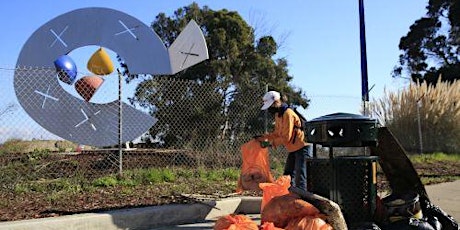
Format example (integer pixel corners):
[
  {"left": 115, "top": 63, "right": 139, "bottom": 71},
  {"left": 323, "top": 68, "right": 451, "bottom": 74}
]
[{"left": 262, "top": 108, "right": 308, "bottom": 152}]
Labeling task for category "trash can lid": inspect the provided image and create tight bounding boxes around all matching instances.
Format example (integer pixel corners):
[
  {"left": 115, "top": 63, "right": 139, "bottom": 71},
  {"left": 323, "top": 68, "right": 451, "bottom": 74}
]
[{"left": 308, "top": 112, "right": 376, "bottom": 123}]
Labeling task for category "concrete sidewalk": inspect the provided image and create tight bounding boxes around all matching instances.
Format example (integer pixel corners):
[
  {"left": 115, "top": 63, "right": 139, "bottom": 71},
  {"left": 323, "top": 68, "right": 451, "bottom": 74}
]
[
  {"left": 0, "top": 181, "right": 458, "bottom": 230},
  {"left": 0, "top": 196, "right": 262, "bottom": 230},
  {"left": 425, "top": 180, "right": 460, "bottom": 221}
]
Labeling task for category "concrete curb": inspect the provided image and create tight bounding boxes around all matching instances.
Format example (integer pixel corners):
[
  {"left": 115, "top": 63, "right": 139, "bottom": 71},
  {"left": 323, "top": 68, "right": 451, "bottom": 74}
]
[{"left": 0, "top": 196, "right": 262, "bottom": 230}]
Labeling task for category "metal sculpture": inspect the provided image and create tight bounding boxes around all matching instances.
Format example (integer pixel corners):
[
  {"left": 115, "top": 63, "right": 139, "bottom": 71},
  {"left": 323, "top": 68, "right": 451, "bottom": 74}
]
[{"left": 14, "top": 7, "right": 208, "bottom": 147}]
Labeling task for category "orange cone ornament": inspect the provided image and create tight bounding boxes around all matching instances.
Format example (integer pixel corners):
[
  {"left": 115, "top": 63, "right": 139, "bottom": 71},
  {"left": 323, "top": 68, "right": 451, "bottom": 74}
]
[
  {"left": 87, "top": 47, "right": 114, "bottom": 75},
  {"left": 75, "top": 76, "right": 104, "bottom": 102}
]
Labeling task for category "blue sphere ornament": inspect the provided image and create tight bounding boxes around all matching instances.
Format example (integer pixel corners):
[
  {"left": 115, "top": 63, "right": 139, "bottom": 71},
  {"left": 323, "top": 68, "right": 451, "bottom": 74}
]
[{"left": 54, "top": 55, "right": 77, "bottom": 85}]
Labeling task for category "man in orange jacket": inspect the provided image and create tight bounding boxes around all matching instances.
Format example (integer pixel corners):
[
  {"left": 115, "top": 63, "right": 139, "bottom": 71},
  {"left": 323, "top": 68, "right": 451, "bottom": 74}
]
[{"left": 256, "top": 91, "right": 312, "bottom": 192}]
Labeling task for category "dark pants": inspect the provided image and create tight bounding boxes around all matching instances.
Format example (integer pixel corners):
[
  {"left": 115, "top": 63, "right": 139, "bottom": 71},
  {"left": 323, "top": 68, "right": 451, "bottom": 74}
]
[{"left": 283, "top": 145, "right": 312, "bottom": 192}]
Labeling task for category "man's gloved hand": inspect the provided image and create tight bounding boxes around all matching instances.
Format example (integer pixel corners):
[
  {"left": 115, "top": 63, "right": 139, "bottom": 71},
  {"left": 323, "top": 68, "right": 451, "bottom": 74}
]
[
  {"left": 254, "top": 135, "right": 270, "bottom": 148},
  {"left": 260, "top": 140, "right": 271, "bottom": 148}
]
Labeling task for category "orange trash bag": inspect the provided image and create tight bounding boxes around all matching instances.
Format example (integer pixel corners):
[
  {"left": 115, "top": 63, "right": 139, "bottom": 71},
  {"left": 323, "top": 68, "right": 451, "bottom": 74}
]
[
  {"left": 261, "top": 194, "right": 322, "bottom": 228},
  {"left": 260, "top": 222, "right": 285, "bottom": 230},
  {"left": 285, "top": 216, "right": 333, "bottom": 230},
  {"left": 259, "top": 175, "right": 291, "bottom": 211},
  {"left": 214, "top": 214, "right": 259, "bottom": 230},
  {"left": 236, "top": 139, "right": 274, "bottom": 193}
]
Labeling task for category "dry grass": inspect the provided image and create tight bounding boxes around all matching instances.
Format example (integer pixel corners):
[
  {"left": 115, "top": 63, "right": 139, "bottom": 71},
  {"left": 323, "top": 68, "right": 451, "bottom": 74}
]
[
  {"left": 370, "top": 78, "right": 460, "bottom": 153},
  {"left": 0, "top": 139, "right": 77, "bottom": 155}
]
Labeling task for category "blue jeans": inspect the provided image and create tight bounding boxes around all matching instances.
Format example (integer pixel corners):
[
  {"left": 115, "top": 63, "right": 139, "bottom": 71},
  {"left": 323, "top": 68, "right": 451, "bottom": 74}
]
[{"left": 283, "top": 145, "right": 312, "bottom": 192}]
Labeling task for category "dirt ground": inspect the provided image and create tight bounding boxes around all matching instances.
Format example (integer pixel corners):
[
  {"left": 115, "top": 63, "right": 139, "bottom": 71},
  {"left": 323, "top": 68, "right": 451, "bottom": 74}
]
[{"left": 0, "top": 160, "right": 458, "bottom": 222}]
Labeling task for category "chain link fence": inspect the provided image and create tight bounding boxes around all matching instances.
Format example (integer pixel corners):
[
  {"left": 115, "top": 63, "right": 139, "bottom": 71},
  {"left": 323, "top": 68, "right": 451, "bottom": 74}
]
[
  {"left": 2, "top": 66, "right": 456, "bottom": 195},
  {"left": 1, "top": 67, "right": 293, "bottom": 192}
]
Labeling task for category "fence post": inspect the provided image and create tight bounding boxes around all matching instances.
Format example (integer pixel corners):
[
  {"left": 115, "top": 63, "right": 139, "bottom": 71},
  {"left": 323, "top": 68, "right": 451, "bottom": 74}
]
[
  {"left": 117, "top": 69, "right": 123, "bottom": 176},
  {"left": 416, "top": 99, "right": 423, "bottom": 154},
  {"left": 264, "top": 84, "right": 268, "bottom": 134}
]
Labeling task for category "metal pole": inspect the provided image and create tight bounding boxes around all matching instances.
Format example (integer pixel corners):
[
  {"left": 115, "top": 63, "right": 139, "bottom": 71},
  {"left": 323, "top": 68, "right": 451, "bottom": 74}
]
[
  {"left": 417, "top": 100, "right": 423, "bottom": 154},
  {"left": 117, "top": 69, "right": 123, "bottom": 176},
  {"left": 359, "top": 0, "right": 369, "bottom": 115},
  {"left": 359, "top": 0, "right": 370, "bottom": 156},
  {"left": 264, "top": 84, "right": 268, "bottom": 134}
]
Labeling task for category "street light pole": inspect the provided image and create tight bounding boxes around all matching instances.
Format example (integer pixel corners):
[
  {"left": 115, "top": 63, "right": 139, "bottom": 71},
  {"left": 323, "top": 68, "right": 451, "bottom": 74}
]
[{"left": 359, "top": 0, "right": 369, "bottom": 116}]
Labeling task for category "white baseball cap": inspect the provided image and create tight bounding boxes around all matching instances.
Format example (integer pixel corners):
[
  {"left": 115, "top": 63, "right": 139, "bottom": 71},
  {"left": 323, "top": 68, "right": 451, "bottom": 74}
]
[{"left": 261, "top": 91, "right": 281, "bottom": 110}]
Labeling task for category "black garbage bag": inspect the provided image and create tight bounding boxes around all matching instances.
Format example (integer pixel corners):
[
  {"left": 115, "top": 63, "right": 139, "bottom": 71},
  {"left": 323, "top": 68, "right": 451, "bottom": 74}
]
[
  {"left": 350, "top": 222, "right": 382, "bottom": 230},
  {"left": 421, "top": 199, "right": 459, "bottom": 230},
  {"left": 426, "top": 216, "right": 442, "bottom": 230},
  {"left": 381, "top": 218, "right": 435, "bottom": 230}
]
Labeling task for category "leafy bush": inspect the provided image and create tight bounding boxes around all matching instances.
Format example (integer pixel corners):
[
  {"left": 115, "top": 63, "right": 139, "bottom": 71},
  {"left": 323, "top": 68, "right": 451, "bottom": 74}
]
[
  {"left": 93, "top": 176, "right": 118, "bottom": 187},
  {"left": 162, "top": 168, "right": 176, "bottom": 182},
  {"left": 145, "top": 168, "right": 165, "bottom": 184}
]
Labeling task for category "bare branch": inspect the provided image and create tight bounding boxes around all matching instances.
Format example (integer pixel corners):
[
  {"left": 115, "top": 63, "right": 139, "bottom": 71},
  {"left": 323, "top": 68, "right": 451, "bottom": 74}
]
[
  {"left": 247, "top": 9, "right": 291, "bottom": 56},
  {"left": 0, "top": 103, "right": 17, "bottom": 119}
]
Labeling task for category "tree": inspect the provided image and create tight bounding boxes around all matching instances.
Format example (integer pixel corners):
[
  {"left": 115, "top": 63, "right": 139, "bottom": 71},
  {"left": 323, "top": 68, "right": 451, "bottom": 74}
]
[
  {"left": 128, "top": 3, "right": 309, "bottom": 148},
  {"left": 393, "top": 0, "right": 460, "bottom": 84}
]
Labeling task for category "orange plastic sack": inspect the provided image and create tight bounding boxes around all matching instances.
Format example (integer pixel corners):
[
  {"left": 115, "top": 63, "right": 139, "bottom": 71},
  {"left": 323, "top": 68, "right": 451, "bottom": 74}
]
[
  {"left": 285, "top": 216, "right": 333, "bottom": 230},
  {"left": 260, "top": 222, "right": 285, "bottom": 230},
  {"left": 261, "top": 194, "right": 322, "bottom": 228},
  {"left": 236, "top": 139, "right": 274, "bottom": 193},
  {"left": 259, "top": 175, "right": 291, "bottom": 211},
  {"left": 213, "top": 214, "right": 259, "bottom": 230}
]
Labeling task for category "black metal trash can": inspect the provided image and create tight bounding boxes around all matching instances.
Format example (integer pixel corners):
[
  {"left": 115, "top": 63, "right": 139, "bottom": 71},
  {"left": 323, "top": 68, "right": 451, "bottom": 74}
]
[
  {"left": 307, "top": 156, "right": 378, "bottom": 224},
  {"left": 305, "top": 113, "right": 380, "bottom": 225}
]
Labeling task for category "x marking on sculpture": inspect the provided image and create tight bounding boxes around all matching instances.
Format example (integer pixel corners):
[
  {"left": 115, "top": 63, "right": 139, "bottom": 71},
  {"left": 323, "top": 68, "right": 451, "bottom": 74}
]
[
  {"left": 34, "top": 85, "right": 59, "bottom": 109},
  {"left": 75, "top": 109, "right": 101, "bottom": 131},
  {"left": 180, "top": 43, "right": 199, "bottom": 68},
  {"left": 50, "top": 25, "right": 69, "bottom": 47},
  {"left": 115, "top": 20, "right": 138, "bottom": 40}
]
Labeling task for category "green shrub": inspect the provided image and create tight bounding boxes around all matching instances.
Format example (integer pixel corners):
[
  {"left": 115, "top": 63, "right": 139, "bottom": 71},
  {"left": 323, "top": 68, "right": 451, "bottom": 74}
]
[
  {"left": 162, "top": 168, "right": 176, "bottom": 182},
  {"left": 220, "top": 168, "right": 239, "bottom": 180},
  {"left": 93, "top": 176, "right": 118, "bottom": 187},
  {"left": 196, "top": 167, "right": 208, "bottom": 180},
  {"left": 118, "top": 178, "right": 139, "bottom": 187},
  {"left": 145, "top": 169, "right": 163, "bottom": 184},
  {"left": 174, "top": 168, "right": 194, "bottom": 179},
  {"left": 14, "top": 183, "right": 30, "bottom": 193},
  {"left": 205, "top": 171, "right": 221, "bottom": 181}
]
